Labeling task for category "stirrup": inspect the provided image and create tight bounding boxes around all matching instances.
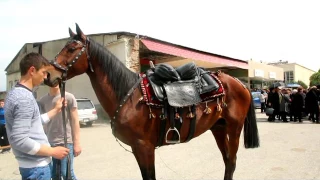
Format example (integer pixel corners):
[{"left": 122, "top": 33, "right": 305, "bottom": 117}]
[{"left": 165, "top": 127, "right": 180, "bottom": 144}]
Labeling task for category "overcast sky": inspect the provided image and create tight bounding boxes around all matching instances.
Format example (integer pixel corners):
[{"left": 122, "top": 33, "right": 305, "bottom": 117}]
[{"left": 1, "top": 0, "right": 319, "bottom": 91}]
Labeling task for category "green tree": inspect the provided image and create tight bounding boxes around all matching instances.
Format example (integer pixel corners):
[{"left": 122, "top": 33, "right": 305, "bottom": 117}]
[
  {"left": 309, "top": 69, "right": 320, "bottom": 86},
  {"left": 297, "top": 80, "right": 308, "bottom": 89}
]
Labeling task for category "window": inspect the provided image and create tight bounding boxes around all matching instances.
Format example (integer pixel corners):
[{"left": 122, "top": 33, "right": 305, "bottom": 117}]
[
  {"left": 77, "top": 100, "right": 94, "bottom": 110},
  {"left": 251, "top": 92, "right": 260, "bottom": 99},
  {"left": 284, "top": 71, "right": 294, "bottom": 83}
]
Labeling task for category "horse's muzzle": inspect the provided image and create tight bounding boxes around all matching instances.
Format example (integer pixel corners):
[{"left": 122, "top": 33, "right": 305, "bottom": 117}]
[{"left": 44, "top": 72, "right": 60, "bottom": 87}]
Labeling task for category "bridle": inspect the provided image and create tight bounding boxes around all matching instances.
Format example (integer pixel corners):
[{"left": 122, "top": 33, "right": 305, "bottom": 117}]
[
  {"left": 48, "top": 37, "right": 94, "bottom": 180},
  {"left": 49, "top": 37, "right": 94, "bottom": 81}
]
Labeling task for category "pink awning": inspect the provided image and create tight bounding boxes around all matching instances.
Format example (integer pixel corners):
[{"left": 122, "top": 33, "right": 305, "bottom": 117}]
[{"left": 141, "top": 39, "right": 248, "bottom": 69}]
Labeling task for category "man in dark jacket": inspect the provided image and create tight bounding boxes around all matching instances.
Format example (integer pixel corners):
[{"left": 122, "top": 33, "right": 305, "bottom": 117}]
[
  {"left": 267, "top": 88, "right": 275, "bottom": 121},
  {"left": 306, "top": 86, "right": 319, "bottom": 122},
  {"left": 291, "top": 88, "right": 304, "bottom": 122}
]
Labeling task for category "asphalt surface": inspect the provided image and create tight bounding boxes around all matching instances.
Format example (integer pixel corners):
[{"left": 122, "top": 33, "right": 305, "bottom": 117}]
[{"left": 1, "top": 110, "right": 320, "bottom": 180}]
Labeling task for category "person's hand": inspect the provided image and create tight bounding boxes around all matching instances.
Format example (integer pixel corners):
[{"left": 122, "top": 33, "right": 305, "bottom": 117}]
[
  {"left": 73, "top": 144, "right": 82, "bottom": 157},
  {"left": 54, "top": 97, "right": 67, "bottom": 112},
  {"left": 52, "top": 146, "right": 70, "bottom": 160}
]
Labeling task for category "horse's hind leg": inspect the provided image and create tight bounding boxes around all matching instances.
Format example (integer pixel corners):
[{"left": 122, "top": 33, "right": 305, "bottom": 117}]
[
  {"left": 211, "top": 119, "right": 241, "bottom": 180},
  {"left": 131, "top": 140, "right": 156, "bottom": 180}
]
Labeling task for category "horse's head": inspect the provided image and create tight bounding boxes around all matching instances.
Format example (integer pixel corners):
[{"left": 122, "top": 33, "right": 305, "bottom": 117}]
[{"left": 45, "top": 23, "right": 93, "bottom": 87}]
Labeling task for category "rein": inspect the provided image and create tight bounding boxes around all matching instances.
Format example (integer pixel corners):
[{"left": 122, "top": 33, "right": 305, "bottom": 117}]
[
  {"left": 111, "top": 75, "right": 143, "bottom": 153},
  {"left": 51, "top": 38, "right": 93, "bottom": 180},
  {"left": 57, "top": 80, "right": 72, "bottom": 180}
]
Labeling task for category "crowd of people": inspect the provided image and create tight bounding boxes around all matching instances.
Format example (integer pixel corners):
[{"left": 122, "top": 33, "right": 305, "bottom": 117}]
[{"left": 253, "top": 85, "right": 320, "bottom": 123}]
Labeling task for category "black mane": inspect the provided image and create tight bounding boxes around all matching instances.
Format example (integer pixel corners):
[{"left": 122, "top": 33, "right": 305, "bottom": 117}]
[{"left": 88, "top": 39, "right": 139, "bottom": 102}]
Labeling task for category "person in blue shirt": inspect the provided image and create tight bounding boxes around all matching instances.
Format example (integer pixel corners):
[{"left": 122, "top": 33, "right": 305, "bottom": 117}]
[{"left": 0, "top": 98, "right": 11, "bottom": 153}]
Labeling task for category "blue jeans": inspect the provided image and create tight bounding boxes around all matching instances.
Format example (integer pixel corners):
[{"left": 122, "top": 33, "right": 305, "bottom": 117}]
[
  {"left": 51, "top": 144, "right": 77, "bottom": 180},
  {"left": 19, "top": 164, "right": 51, "bottom": 180}
]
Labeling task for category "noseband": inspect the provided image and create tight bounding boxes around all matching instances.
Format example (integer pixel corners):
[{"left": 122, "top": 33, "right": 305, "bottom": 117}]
[{"left": 49, "top": 37, "right": 94, "bottom": 80}]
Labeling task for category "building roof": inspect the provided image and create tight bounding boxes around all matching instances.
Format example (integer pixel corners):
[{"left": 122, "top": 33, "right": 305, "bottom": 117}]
[{"left": 5, "top": 31, "right": 248, "bottom": 71}]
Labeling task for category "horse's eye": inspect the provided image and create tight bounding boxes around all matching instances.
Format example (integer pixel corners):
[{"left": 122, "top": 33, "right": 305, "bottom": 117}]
[{"left": 68, "top": 47, "right": 76, "bottom": 53}]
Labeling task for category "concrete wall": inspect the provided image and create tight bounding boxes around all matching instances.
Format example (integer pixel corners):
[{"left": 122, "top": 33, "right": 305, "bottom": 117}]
[
  {"left": 6, "top": 72, "right": 20, "bottom": 91},
  {"left": 248, "top": 60, "right": 284, "bottom": 81},
  {"left": 0, "top": 92, "right": 6, "bottom": 100},
  {"left": 271, "top": 63, "right": 315, "bottom": 86},
  {"left": 294, "top": 64, "right": 315, "bottom": 86}
]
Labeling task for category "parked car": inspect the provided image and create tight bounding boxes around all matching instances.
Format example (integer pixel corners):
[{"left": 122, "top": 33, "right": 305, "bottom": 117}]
[
  {"left": 251, "top": 92, "right": 261, "bottom": 109},
  {"left": 76, "top": 98, "right": 98, "bottom": 126}
]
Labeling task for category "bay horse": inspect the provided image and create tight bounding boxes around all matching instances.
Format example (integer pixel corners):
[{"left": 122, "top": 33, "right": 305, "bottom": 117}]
[{"left": 46, "top": 24, "right": 259, "bottom": 180}]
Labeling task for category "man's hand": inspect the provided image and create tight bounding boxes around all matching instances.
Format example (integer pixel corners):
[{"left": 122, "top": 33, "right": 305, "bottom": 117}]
[
  {"left": 73, "top": 144, "right": 82, "bottom": 157},
  {"left": 52, "top": 146, "right": 70, "bottom": 160},
  {"left": 54, "top": 97, "right": 67, "bottom": 112}
]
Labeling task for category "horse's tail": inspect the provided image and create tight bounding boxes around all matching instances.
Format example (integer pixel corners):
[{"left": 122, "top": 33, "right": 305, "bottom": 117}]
[{"left": 244, "top": 88, "right": 260, "bottom": 148}]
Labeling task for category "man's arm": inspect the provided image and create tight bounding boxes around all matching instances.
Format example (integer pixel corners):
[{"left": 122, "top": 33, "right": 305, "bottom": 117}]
[
  {"left": 36, "top": 144, "right": 69, "bottom": 159},
  {"left": 9, "top": 98, "right": 69, "bottom": 159},
  {"left": 69, "top": 107, "right": 82, "bottom": 157},
  {"left": 40, "top": 97, "right": 64, "bottom": 124}
]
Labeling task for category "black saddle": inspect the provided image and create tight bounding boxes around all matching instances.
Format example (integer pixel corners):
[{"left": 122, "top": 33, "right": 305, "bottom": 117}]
[{"left": 147, "top": 62, "right": 220, "bottom": 107}]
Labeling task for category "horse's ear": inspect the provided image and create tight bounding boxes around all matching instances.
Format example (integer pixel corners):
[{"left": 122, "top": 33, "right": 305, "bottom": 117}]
[
  {"left": 69, "top": 27, "right": 76, "bottom": 37},
  {"left": 75, "top": 23, "right": 86, "bottom": 40}
]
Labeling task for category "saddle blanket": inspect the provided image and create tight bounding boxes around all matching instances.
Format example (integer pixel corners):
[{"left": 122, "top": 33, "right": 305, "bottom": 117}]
[{"left": 140, "top": 72, "right": 225, "bottom": 107}]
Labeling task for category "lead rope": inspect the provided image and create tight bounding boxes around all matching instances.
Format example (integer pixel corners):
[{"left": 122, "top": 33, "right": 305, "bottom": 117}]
[{"left": 59, "top": 80, "right": 72, "bottom": 180}]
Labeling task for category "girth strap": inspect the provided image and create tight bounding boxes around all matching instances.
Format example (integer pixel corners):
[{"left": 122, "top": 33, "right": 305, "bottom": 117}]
[{"left": 185, "top": 105, "right": 196, "bottom": 142}]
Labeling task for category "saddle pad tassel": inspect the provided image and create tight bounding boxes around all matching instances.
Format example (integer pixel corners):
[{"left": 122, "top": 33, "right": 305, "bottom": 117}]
[
  {"left": 187, "top": 106, "right": 195, "bottom": 118},
  {"left": 149, "top": 106, "right": 156, "bottom": 119},
  {"left": 175, "top": 108, "right": 182, "bottom": 123},
  {"left": 203, "top": 102, "right": 212, "bottom": 114},
  {"left": 216, "top": 97, "right": 222, "bottom": 112},
  {"left": 175, "top": 108, "right": 180, "bottom": 119}
]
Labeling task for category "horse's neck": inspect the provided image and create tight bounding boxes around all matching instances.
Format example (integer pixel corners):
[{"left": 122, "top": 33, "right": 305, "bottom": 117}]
[
  {"left": 87, "top": 64, "right": 119, "bottom": 117},
  {"left": 86, "top": 59, "right": 136, "bottom": 118}
]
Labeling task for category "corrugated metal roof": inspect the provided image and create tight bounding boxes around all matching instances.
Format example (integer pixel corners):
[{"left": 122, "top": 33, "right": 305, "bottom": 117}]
[{"left": 141, "top": 39, "right": 248, "bottom": 69}]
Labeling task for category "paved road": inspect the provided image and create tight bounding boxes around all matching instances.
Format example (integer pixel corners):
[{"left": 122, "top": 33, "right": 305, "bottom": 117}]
[{"left": 1, "top": 110, "right": 320, "bottom": 180}]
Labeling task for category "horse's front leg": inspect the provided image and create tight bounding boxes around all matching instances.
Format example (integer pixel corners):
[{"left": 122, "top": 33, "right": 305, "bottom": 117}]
[{"left": 131, "top": 140, "right": 156, "bottom": 180}]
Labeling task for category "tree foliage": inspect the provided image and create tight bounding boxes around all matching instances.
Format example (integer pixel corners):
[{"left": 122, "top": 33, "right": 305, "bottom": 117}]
[
  {"left": 297, "top": 80, "right": 308, "bottom": 89},
  {"left": 309, "top": 69, "right": 320, "bottom": 86}
]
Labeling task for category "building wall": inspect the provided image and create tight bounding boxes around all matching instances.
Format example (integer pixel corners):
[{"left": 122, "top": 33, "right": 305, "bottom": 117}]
[
  {"left": 248, "top": 60, "right": 284, "bottom": 81},
  {"left": 7, "top": 72, "right": 21, "bottom": 91},
  {"left": 293, "top": 64, "right": 314, "bottom": 86},
  {"left": 0, "top": 92, "right": 6, "bottom": 100},
  {"left": 271, "top": 63, "right": 315, "bottom": 86}
]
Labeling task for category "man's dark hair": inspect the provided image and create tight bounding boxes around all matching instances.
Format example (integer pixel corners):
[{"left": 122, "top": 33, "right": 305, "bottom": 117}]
[
  {"left": 20, "top": 52, "right": 50, "bottom": 76},
  {"left": 0, "top": 99, "right": 4, "bottom": 102}
]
